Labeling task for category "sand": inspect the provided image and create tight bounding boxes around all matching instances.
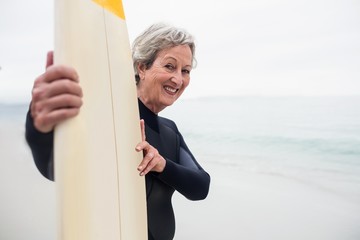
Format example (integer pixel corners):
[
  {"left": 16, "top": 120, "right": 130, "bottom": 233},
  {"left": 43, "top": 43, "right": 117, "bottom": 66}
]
[{"left": 1, "top": 121, "right": 360, "bottom": 240}]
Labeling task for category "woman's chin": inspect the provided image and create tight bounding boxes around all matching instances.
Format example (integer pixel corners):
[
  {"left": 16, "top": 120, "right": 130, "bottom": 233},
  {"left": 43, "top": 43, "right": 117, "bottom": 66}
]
[{"left": 162, "top": 93, "right": 178, "bottom": 104}]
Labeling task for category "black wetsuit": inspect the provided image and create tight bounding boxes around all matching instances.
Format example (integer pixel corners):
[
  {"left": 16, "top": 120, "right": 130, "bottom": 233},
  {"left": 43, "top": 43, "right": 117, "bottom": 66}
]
[{"left": 25, "top": 99, "right": 210, "bottom": 240}]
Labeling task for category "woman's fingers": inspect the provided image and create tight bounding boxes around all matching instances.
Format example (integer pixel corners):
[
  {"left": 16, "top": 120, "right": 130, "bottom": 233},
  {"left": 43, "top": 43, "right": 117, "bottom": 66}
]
[
  {"left": 140, "top": 119, "right": 146, "bottom": 141},
  {"left": 138, "top": 152, "right": 155, "bottom": 176},
  {"left": 43, "top": 64, "right": 79, "bottom": 83},
  {"left": 139, "top": 153, "right": 163, "bottom": 176},
  {"left": 33, "top": 93, "right": 83, "bottom": 115},
  {"left": 46, "top": 51, "right": 54, "bottom": 69},
  {"left": 135, "top": 141, "right": 166, "bottom": 176},
  {"left": 139, "top": 156, "right": 160, "bottom": 176},
  {"left": 135, "top": 140, "right": 149, "bottom": 152},
  {"left": 32, "top": 94, "right": 82, "bottom": 133},
  {"left": 30, "top": 59, "right": 83, "bottom": 133},
  {"left": 33, "top": 107, "right": 81, "bottom": 133},
  {"left": 32, "top": 79, "right": 83, "bottom": 102}
]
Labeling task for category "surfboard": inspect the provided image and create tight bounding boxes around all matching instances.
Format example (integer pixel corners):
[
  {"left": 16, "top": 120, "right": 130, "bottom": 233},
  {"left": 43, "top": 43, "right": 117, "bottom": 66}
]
[{"left": 53, "top": 0, "right": 147, "bottom": 239}]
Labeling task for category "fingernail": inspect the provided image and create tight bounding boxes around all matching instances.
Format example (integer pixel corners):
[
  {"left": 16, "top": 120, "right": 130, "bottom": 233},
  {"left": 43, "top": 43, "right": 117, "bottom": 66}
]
[{"left": 140, "top": 172, "right": 145, "bottom": 176}]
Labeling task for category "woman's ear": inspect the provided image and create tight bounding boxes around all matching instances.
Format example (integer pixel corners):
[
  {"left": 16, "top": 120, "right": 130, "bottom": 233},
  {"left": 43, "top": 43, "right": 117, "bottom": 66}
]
[{"left": 137, "top": 63, "right": 146, "bottom": 81}]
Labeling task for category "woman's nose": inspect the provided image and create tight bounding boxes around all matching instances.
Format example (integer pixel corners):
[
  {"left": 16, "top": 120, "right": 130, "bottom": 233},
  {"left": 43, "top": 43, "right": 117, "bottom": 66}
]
[{"left": 170, "top": 70, "right": 183, "bottom": 86}]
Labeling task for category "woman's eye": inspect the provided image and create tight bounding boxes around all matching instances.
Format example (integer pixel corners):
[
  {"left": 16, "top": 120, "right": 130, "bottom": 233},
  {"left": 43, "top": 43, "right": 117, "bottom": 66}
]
[
  {"left": 182, "top": 69, "right": 190, "bottom": 74},
  {"left": 165, "top": 64, "right": 175, "bottom": 70}
]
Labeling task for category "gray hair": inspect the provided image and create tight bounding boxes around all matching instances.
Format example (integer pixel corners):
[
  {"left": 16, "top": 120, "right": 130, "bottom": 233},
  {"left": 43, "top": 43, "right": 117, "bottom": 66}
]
[{"left": 132, "top": 23, "right": 196, "bottom": 84}]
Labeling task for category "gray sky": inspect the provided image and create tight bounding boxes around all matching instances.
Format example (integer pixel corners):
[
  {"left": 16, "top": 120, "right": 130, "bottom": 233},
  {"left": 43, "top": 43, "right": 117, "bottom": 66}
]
[{"left": 0, "top": 0, "right": 359, "bottom": 103}]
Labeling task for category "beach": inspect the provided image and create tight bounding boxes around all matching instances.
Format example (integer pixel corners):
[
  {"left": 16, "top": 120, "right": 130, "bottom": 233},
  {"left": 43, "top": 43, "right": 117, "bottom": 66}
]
[
  {"left": 1, "top": 96, "right": 360, "bottom": 240},
  {"left": 0, "top": 119, "right": 56, "bottom": 240},
  {"left": 173, "top": 161, "right": 360, "bottom": 240}
]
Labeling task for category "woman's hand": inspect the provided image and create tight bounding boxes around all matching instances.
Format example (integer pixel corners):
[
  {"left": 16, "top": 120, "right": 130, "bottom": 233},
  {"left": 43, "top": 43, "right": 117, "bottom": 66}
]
[
  {"left": 136, "top": 119, "right": 166, "bottom": 176},
  {"left": 31, "top": 51, "right": 83, "bottom": 133}
]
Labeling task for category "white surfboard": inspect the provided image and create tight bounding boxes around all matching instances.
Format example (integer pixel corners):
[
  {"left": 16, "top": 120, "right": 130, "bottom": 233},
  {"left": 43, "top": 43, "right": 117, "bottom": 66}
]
[{"left": 53, "top": 0, "right": 147, "bottom": 239}]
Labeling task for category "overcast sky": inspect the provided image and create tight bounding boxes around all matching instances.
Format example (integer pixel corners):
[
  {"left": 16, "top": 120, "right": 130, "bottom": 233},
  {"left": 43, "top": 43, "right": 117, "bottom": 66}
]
[{"left": 0, "top": 0, "right": 359, "bottom": 103}]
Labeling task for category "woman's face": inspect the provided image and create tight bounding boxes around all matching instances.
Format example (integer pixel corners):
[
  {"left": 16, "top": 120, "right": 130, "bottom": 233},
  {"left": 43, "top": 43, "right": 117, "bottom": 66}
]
[{"left": 137, "top": 44, "right": 193, "bottom": 113}]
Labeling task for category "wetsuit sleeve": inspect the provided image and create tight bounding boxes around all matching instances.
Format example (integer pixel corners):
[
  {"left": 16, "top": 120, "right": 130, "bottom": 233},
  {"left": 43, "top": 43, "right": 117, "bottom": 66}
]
[
  {"left": 157, "top": 131, "right": 210, "bottom": 201},
  {"left": 25, "top": 110, "right": 55, "bottom": 181}
]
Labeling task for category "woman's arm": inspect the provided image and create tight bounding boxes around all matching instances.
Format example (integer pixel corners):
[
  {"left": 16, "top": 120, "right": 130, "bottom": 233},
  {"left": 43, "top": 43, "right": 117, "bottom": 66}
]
[
  {"left": 158, "top": 132, "right": 210, "bottom": 201},
  {"left": 25, "top": 110, "right": 54, "bottom": 180},
  {"left": 25, "top": 51, "right": 83, "bottom": 180}
]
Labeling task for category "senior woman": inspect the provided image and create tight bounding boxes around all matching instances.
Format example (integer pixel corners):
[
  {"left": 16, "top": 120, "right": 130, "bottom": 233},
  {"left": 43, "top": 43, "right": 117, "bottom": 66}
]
[{"left": 26, "top": 23, "right": 210, "bottom": 240}]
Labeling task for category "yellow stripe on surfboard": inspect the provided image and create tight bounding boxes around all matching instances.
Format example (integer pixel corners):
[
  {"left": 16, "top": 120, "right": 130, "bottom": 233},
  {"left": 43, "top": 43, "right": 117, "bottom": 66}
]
[{"left": 92, "top": 0, "right": 125, "bottom": 19}]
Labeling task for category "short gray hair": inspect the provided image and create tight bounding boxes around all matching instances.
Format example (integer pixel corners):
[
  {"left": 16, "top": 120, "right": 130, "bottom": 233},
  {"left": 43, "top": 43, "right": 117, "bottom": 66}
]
[{"left": 132, "top": 23, "right": 196, "bottom": 84}]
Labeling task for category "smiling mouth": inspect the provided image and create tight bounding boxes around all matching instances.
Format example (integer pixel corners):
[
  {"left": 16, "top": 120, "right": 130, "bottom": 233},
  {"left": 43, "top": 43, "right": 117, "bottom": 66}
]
[{"left": 164, "top": 86, "right": 178, "bottom": 94}]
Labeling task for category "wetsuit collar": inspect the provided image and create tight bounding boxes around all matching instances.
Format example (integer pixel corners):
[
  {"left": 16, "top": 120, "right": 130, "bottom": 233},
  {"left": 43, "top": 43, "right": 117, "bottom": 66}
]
[{"left": 138, "top": 98, "right": 159, "bottom": 132}]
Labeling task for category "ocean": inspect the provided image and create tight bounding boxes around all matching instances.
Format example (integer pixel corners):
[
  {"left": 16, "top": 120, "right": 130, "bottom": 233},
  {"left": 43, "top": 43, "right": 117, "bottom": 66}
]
[
  {"left": 163, "top": 96, "right": 360, "bottom": 200},
  {"left": 1, "top": 96, "right": 360, "bottom": 240}
]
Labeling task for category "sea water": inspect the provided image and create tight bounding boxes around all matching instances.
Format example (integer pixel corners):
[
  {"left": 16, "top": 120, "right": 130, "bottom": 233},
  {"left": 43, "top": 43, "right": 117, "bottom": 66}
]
[{"left": 162, "top": 96, "right": 360, "bottom": 202}]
